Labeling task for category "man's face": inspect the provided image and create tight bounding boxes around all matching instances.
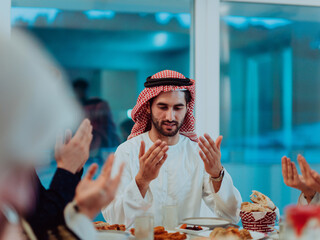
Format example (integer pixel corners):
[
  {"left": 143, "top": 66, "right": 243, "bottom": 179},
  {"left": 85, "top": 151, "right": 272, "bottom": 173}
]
[{"left": 150, "top": 91, "right": 188, "bottom": 137}]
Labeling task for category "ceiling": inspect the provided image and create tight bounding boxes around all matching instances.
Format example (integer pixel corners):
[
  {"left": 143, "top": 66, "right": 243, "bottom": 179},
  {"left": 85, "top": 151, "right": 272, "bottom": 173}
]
[{"left": 11, "top": 0, "right": 192, "bottom": 13}]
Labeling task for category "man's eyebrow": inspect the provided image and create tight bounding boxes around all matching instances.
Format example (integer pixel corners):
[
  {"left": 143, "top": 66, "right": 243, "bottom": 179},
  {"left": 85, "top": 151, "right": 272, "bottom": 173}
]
[
  {"left": 156, "top": 102, "right": 185, "bottom": 107},
  {"left": 174, "top": 103, "right": 185, "bottom": 107},
  {"left": 156, "top": 102, "right": 168, "bottom": 106}
]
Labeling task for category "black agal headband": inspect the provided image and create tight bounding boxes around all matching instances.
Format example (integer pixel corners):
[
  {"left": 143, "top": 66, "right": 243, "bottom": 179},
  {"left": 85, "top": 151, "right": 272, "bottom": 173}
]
[{"left": 144, "top": 76, "right": 193, "bottom": 88}]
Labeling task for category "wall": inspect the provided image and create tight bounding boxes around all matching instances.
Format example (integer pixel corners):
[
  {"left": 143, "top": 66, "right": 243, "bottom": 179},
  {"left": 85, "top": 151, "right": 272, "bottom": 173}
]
[{"left": 0, "top": 0, "right": 11, "bottom": 38}]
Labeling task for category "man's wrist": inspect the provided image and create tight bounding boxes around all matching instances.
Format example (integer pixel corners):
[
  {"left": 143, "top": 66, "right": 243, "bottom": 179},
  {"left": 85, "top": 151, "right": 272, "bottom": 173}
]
[
  {"left": 57, "top": 162, "right": 77, "bottom": 174},
  {"left": 135, "top": 175, "right": 150, "bottom": 197},
  {"left": 303, "top": 190, "right": 316, "bottom": 202},
  {"left": 210, "top": 166, "right": 224, "bottom": 182},
  {"left": 72, "top": 199, "right": 95, "bottom": 220}
]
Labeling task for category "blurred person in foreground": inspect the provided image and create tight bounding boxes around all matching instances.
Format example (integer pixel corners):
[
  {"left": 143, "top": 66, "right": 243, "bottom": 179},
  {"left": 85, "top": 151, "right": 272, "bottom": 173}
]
[
  {"left": 0, "top": 30, "right": 124, "bottom": 240},
  {"left": 25, "top": 118, "right": 93, "bottom": 239},
  {"left": 102, "top": 70, "right": 242, "bottom": 226},
  {"left": 282, "top": 154, "right": 320, "bottom": 204}
]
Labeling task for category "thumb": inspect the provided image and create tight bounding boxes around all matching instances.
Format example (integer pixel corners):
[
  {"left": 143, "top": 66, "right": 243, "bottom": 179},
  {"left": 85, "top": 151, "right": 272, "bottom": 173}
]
[
  {"left": 216, "top": 136, "right": 223, "bottom": 150},
  {"left": 139, "top": 141, "right": 145, "bottom": 159},
  {"left": 84, "top": 163, "right": 98, "bottom": 180}
]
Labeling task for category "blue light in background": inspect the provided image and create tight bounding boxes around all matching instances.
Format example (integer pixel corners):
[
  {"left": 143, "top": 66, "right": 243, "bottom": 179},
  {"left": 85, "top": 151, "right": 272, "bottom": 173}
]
[
  {"left": 83, "top": 10, "right": 115, "bottom": 20},
  {"left": 155, "top": 12, "right": 172, "bottom": 25},
  {"left": 11, "top": 7, "right": 60, "bottom": 25},
  {"left": 222, "top": 16, "right": 248, "bottom": 29},
  {"left": 176, "top": 13, "right": 191, "bottom": 28},
  {"left": 127, "top": 109, "right": 132, "bottom": 119},
  {"left": 153, "top": 32, "right": 168, "bottom": 47},
  {"left": 250, "top": 17, "right": 291, "bottom": 29},
  {"left": 222, "top": 16, "right": 291, "bottom": 30}
]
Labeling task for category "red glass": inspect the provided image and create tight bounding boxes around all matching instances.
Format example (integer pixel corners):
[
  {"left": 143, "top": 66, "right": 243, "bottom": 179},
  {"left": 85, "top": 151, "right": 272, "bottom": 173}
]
[{"left": 286, "top": 205, "right": 320, "bottom": 236}]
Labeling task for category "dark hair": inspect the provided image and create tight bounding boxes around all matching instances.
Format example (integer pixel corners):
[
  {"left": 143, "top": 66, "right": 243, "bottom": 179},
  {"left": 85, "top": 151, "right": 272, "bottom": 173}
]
[
  {"left": 72, "top": 78, "right": 89, "bottom": 90},
  {"left": 149, "top": 90, "right": 192, "bottom": 106}
]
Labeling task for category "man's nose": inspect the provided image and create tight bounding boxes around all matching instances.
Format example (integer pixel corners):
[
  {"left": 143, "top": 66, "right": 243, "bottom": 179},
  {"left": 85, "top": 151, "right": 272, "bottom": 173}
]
[{"left": 165, "top": 109, "right": 174, "bottom": 121}]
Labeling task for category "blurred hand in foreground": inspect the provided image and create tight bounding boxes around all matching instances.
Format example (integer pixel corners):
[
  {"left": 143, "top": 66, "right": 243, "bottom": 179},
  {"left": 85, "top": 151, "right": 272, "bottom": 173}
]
[
  {"left": 55, "top": 119, "right": 93, "bottom": 174},
  {"left": 74, "top": 154, "right": 125, "bottom": 220}
]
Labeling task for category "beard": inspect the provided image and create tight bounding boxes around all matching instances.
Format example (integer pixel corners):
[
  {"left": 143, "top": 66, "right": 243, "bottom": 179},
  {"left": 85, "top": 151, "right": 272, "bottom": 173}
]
[{"left": 150, "top": 112, "right": 185, "bottom": 137}]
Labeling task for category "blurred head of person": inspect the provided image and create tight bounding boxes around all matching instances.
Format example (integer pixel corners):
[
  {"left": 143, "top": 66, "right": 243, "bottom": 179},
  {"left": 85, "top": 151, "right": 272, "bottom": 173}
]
[
  {"left": 0, "top": 29, "right": 82, "bottom": 238},
  {"left": 120, "top": 119, "right": 135, "bottom": 141},
  {"left": 72, "top": 78, "right": 89, "bottom": 105}
]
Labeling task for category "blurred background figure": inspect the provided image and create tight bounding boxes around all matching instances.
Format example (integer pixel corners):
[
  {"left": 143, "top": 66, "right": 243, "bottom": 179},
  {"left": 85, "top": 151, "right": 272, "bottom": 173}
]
[
  {"left": 120, "top": 119, "right": 135, "bottom": 142},
  {"left": 72, "top": 78, "right": 120, "bottom": 158},
  {"left": 72, "top": 78, "right": 89, "bottom": 105}
]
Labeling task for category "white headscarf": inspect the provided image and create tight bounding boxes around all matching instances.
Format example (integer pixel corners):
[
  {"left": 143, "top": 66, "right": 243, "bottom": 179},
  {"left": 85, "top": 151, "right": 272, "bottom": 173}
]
[{"left": 0, "top": 29, "right": 82, "bottom": 165}]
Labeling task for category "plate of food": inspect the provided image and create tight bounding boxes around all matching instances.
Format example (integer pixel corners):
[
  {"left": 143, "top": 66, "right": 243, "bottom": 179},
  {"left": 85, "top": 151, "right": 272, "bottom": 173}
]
[
  {"left": 180, "top": 217, "right": 232, "bottom": 229},
  {"left": 130, "top": 226, "right": 190, "bottom": 240},
  {"left": 175, "top": 224, "right": 209, "bottom": 235},
  {"left": 198, "top": 227, "right": 266, "bottom": 240},
  {"left": 93, "top": 221, "right": 126, "bottom": 231}
]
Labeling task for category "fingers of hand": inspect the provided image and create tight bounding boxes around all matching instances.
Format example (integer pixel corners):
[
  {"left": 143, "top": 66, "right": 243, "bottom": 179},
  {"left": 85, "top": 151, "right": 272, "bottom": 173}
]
[
  {"left": 199, "top": 150, "right": 209, "bottom": 165},
  {"left": 85, "top": 163, "right": 98, "bottom": 180},
  {"left": 157, "top": 153, "right": 168, "bottom": 167},
  {"left": 148, "top": 143, "right": 168, "bottom": 165},
  {"left": 311, "top": 170, "right": 320, "bottom": 183},
  {"left": 203, "top": 134, "right": 219, "bottom": 153},
  {"left": 139, "top": 141, "right": 146, "bottom": 159},
  {"left": 281, "top": 156, "right": 288, "bottom": 183},
  {"left": 298, "top": 154, "right": 311, "bottom": 180},
  {"left": 55, "top": 133, "right": 64, "bottom": 155},
  {"left": 198, "top": 138, "right": 214, "bottom": 161},
  {"left": 143, "top": 140, "right": 162, "bottom": 160},
  {"left": 215, "top": 136, "right": 223, "bottom": 150},
  {"left": 101, "top": 154, "right": 115, "bottom": 179},
  {"left": 74, "top": 118, "right": 91, "bottom": 141},
  {"left": 287, "top": 160, "right": 293, "bottom": 180},
  {"left": 64, "top": 129, "right": 72, "bottom": 144},
  {"left": 291, "top": 162, "right": 299, "bottom": 182}
]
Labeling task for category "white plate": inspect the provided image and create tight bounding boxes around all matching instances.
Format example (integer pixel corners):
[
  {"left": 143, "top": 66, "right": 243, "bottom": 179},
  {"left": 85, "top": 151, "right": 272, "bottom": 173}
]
[
  {"left": 181, "top": 217, "right": 232, "bottom": 229},
  {"left": 198, "top": 230, "right": 265, "bottom": 240},
  {"left": 249, "top": 231, "right": 266, "bottom": 240},
  {"left": 97, "top": 230, "right": 130, "bottom": 240},
  {"left": 128, "top": 230, "right": 190, "bottom": 240},
  {"left": 175, "top": 224, "right": 209, "bottom": 235}
]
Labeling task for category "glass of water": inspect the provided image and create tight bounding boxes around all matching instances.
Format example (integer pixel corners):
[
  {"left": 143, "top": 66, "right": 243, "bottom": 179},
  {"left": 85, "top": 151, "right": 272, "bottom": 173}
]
[
  {"left": 162, "top": 205, "right": 179, "bottom": 231},
  {"left": 134, "top": 213, "right": 154, "bottom": 240}
]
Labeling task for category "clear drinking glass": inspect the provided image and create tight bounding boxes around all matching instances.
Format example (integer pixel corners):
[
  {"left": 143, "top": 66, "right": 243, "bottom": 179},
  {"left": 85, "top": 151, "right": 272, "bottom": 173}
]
[
  {"left": 134, "top": 214, "right": 154, "bottom": 240},
  {"left": 162, "top": 205, "right": 179, "bottom": 231}
]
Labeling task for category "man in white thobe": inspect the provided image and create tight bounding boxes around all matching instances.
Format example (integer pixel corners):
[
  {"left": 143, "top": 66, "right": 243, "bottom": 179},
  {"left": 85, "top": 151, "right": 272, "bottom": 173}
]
[{"left": 102, "top": 70, "right": 242, "bottom": 226}]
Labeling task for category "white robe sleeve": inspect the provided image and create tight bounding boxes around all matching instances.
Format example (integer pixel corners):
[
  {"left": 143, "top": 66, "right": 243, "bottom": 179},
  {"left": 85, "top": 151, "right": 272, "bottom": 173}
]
[
  {"left": 298, "top": 192, "right": 320, "bottom": 205},
  {"left": 64, "top": 202, "right": 97, "bottom": 240},
  {"left": 101, "top": 145, "right": 153, "bottom": 227},
  {"left": 202, "top": 169, "right": 242, "bottom": 224}
]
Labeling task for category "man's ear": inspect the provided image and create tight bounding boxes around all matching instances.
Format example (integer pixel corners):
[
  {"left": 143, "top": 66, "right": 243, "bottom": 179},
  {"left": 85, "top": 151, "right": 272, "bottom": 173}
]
[
  {"left": 186, "top": 103, "right": 190, "bottom": 111},
  {"left": 146, "top": 102, "right": 151, "bottom": 114}
]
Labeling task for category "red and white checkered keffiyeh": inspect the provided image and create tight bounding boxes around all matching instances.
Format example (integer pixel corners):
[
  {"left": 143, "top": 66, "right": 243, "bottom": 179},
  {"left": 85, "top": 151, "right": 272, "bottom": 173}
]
[{"left": 128, "top": 70, "right": 197, "bottom": 142}]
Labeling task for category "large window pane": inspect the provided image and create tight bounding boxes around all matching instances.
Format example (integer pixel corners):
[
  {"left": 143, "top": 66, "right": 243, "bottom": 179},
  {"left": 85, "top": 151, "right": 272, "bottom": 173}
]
[{"left": 220, "top": 2, "right": 320, "bottom": 164}]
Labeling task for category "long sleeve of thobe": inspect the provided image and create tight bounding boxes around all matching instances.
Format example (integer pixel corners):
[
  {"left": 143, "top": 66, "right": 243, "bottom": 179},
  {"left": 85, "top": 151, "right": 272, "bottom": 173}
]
[
  {"left": 298, "top": 192, "right": 320, "bottom": 205},
  {"left": 202, "top": 169, "right": 242, "bottom": 223},
  {"left": 101, "top": 146, "right": 153, "bottom": 226}
]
